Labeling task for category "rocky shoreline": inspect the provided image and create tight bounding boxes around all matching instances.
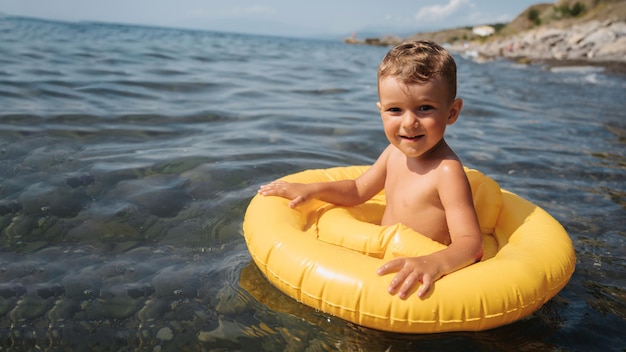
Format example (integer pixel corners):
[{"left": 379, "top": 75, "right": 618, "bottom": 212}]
[
  {"left": 471, "top": 19, "right": 626, "bottom": 72},
  {"left": 348, "top": 18, "right": 626, "bottom": 73}
]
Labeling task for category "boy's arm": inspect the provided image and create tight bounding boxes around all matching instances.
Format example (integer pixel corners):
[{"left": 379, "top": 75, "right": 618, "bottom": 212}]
[
  {"left": 377, "top": 161, "right": 483, "bottom": 299},
  {"left": 258, "top": 179, "right": 363, "bottom": 208},
  {"left": 258, "top": 146, "right": 391, "bottom": 208}
]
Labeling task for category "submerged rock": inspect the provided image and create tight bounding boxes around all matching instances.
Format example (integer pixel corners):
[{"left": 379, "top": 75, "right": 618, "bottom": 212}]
[
  {"left": 156, "top": 326, "right": 174, "bottom": 341},
  {"left": 152, "top": 266, "right": 200, "bottom": 299},
  {"left": 106, "top": 176, "right": 192, "bottom": 218},
  {"left": 47, "top": 298, "right": 82, "bottom": 323},
  {"left": 64, "top": 172, "right": 95, "bottom": 188},
  {"left": 84, "top": 295, "right": 144, "bottom": 320},
  {"left": 197, "top": 318, "right": 246, "bottom": 343},
  {"left": 18, "top": 182, "right": 91, "bottom": 218},
  {"left": 0, "top": 200, "right": 21, "bottom": 216},
  {"left": 138, "top": 298, "right": 171, "bottom": 322},
  {"left": 215, "top": 286, "right": 248, "bottom": 315},
  {"left": 10, "top": 296, "right": 55, "bottom": 321}
]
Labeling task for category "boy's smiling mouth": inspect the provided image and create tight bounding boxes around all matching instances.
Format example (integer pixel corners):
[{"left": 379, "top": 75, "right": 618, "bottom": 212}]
[{"left": 400, "top": 134, "right": 424, "bottom": 140}]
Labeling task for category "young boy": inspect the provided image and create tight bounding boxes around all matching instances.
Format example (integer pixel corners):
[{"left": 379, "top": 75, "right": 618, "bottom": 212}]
[{"left": 258, "top": 40, "right": 483, "bottom": 300}]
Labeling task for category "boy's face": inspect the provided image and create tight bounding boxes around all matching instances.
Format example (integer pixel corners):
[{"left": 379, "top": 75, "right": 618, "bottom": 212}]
[{"left": 377, "top": 75, "right": 462, "bottom": 159}]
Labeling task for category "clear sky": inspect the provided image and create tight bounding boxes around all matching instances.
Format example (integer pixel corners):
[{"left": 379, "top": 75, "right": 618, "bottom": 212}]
[{"left": 0, "top": 0, "right": 545, "bottom": 37}]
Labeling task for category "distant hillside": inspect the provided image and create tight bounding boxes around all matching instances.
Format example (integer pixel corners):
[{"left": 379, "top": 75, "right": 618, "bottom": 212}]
[
  {"left": 474, "top": 0, "right": 626, "bottom": 69},
  {"left": 405, "top": 27, "right": 485, "bottom": 45},
  {"left": 354, "top": 0, "right": 626, "bottom": 47},
  {"left": 497, "top": 0, "right": 626, "bottom": 36}
]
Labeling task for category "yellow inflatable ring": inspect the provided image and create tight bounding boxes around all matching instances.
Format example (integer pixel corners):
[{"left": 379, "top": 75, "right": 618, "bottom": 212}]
[{"left": 243, "top": 166, "right": 576, "bottom": 333}]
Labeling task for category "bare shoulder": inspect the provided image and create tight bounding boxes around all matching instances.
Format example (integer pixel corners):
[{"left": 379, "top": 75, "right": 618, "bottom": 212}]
[
  {"left": 435, "top": 158, "right": 473, "bottom": 202},
  {"left": 436, "top": 157, "right": 466, "bottom": 178}
]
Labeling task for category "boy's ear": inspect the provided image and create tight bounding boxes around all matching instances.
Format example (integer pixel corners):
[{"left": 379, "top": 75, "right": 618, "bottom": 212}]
[
  {"left": 447, "top": 98, "right": 463, "bottom": 125},
  {"left": 376, "top": 101, "right": 382, "bottom": 112}
]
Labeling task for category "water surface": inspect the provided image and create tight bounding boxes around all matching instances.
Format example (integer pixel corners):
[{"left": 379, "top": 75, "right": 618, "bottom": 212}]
[{"left": 0, "top": 17, "right": 624, "bottom": 351}]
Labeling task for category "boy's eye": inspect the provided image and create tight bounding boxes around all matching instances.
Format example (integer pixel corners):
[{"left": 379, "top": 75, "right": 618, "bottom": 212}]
[
  {"left": 387, "top": 107, "right": 401, "bottom": 113},
  {"left": 418, "top": 105, "right": 434, "bottom": 111}
]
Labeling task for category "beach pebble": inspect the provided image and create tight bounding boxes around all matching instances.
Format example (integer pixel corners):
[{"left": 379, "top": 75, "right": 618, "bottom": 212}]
[
  {"left": 161, "top": 218, "right": 206, "bottom": 246},
  {"left": 1, "top": 259, "right": 48, "bottom": 281},
  {"left": 156, "top": 326, "right": 174, "bottom": 341},
  {"left": 65, "top": 219, "right": 135, "bottom": 243},
  {"left": 4, "top": 215, "right": 37, "bottom": 242},
  {"left": 106, "top": 176, "right": 192, "bottom": 218},
  {"left": 84, "top": 295, "right": 143, "bottom": 320},
  {"left": 18, "top": 182, "right": 91, "bottom": 218},
  {"left": 64, "top": 172, "right": 95, "bottom": 188},
  {"left": 30, "top": 282, "right": 65, "bottom": 299},
  {"left": 10, "top": 296, "right": 55, "bottom": 321},
  {"left": 197, "top": 318, "right": 245, "bottom": 343},
  {"left": 152, "top": 266, "right": 199, "bottom": 299},
  {"left": 47, "top": 298, "right": 82, "bottom": 322},
  {"left": 138, "top": 298, "right": 171, "bottom": 322},
  {"left": 0, "top": 200, "right": 21, "bottom": 215},
  {"left": 62, "top": 271, "right": 102, "bottom": 299},
  {"left": 179, "top": 163, "right": 217, "bottom": 199},
  {"left": 215, "top": 286, "right": 248, "bottom": 315},
  {"left": 0, "top": 283, "right": 26, "bottom": 298},
  {"left": 130, "top": 188, "right": 192, "bottom": 218},
  {"left": 0, "top": 296, "right": 18, "bottom": 317},
  {"left": 20, "top": 146, "right": 78, "bottom": 171},
  {"left": 98, "top": 259, "right": 139, "bottom": 280}
]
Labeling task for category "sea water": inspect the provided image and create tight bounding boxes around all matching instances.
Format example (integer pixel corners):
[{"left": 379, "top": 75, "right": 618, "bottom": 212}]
[{"left": 0, "top": 16, "right": 624, "bottom": 351}]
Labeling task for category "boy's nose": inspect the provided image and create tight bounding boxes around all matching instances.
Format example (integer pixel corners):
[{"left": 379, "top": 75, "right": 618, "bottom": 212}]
[{"left": 401, "top": 111, "right": 419, "bottom": 128}]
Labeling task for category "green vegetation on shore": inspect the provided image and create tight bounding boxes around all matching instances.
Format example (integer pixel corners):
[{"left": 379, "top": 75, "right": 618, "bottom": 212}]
[{"left": 348, "top": 0, "right": 625, "bottom": 47}]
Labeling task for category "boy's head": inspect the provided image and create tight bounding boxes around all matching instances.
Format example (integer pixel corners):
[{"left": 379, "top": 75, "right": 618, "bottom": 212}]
[{"left": 378, "top": 40, "right": 457, "bottom": 103}]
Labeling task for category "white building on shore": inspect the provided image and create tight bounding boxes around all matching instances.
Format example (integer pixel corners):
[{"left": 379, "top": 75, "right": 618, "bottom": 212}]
[{"left": 473, "top": 25, "right": 495, "bottom": 37}]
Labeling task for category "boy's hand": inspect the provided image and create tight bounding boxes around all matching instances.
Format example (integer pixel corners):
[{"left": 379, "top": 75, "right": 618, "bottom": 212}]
[
  {"left": 258, "top": 181, "right": 310, "bottom": 208},
  {"left": 377, "top": 257, "right": 441, "bottom": 299}
]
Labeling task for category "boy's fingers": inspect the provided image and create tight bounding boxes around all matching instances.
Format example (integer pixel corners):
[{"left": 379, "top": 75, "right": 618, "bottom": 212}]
[
  {"left": 258, "top": 183, "right": 274, "bottom": 193},
  {"left": 387, "top": 271, "right": 407, "bottom": 293},
  {"left": 417, "top": 274, "right": 433, "bottom": 298},
  {"left": 259, "top": 181, "right": 287, "bottom": 196},
  {"left": 397, "top": 272, "right": 419, "bottom": 299},
  {"left": 377, "top": 258, "right": 404, "bottom": 275},
  {"left": 378, "top": 259, "right": 408, "bottom": 294},
  {"left": 289, "top": 196, "right": 304, "bottom": 208}
]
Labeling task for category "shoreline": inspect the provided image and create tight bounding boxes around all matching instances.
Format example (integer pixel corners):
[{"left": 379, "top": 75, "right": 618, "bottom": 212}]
[
  {"left": 521, "top": 57, "right": 626, "bottom": 74},
  {"left": 447, "top": 44, "right": 626, "bottom": 74},
  {"left": 472, "top": 19, "right": 626, "bottom": 73},
  {"left": 348, "top": 17, "right": 626, "bottom": 74}
]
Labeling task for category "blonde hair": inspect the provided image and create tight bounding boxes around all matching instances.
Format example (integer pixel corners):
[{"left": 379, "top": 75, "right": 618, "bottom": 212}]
[{"left": 378, "top": 40, "right": 457, "bottom": 102}]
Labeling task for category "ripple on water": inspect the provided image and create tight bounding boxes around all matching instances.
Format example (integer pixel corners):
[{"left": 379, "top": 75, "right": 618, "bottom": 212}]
[{"left": 0, "top": 16, "right": 624, "bottom": 351}]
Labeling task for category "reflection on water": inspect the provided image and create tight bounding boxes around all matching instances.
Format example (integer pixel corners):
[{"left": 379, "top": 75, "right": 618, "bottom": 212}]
[{"left": 0, "top": 16, "right": 624, "bottom": 350}]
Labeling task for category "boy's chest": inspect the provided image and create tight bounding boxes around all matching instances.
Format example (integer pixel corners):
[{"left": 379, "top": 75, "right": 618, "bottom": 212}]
[
  {"left": 384, "top": 168, "right": 442, "bottom": 209},
  {"left": 382, "top": 168, "right": 448, "bottom": 240}
]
